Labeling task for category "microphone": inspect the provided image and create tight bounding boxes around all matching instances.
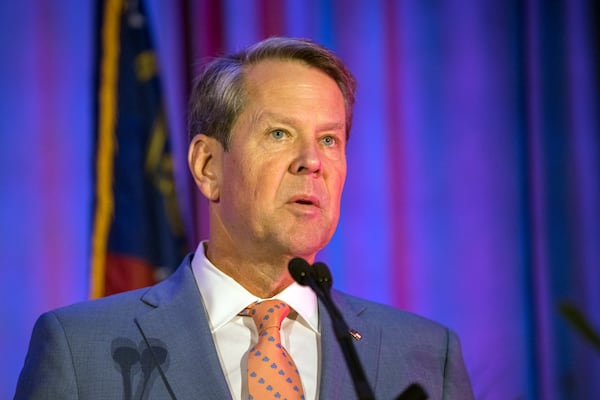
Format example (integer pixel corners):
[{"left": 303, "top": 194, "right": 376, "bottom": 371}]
[
  {"left": 312, "top": 261, "right": 332, "bottom": 291},
  {"left": 289, "top": 258, "right": 375, "bottom": 400},
  {"left": 289, "top": 258, "right": 428, "bottom": 400},
  {"left": 288, "top": 257, "right": 313, "bottom": 287}
]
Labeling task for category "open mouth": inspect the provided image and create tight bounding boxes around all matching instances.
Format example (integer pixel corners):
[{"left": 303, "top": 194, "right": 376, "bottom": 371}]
[
  {"left": 296, "top": 199, "right": 314, "bottom": 205},
  {"left": 291, "top": 195, "right": 320, "bottom": 207}
]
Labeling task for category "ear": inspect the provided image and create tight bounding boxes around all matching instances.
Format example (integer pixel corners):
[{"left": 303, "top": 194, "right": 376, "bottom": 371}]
[{"left": 188, "top": 134, "right": 222, "bottom": 201}]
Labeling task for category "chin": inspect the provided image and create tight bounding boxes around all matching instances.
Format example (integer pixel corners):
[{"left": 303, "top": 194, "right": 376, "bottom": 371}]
[
  {"left": 283, "top": 233, "right": 331, "bottom": 258},
  {"left": 272, "top": 218, "right": 336, "bottom": 255}
]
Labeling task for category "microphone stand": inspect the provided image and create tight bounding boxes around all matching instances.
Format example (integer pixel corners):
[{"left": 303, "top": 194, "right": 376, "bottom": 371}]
[
  {"left": 289, "top": 259, "right": 375, "bottom": 400},
  {"left": 289, "top": 259, "right": 428, "bottom": 400},
  {"left": 315, "top": 284, "right": 376, "bottom": 400}
]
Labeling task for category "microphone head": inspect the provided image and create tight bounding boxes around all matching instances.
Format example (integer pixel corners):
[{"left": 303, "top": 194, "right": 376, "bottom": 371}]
[
  {"left": 288, "top": 257, "right": 312, "bottom": 286},
  {"left": 312, "top": 262, "right": 333, "bottom": 290}
]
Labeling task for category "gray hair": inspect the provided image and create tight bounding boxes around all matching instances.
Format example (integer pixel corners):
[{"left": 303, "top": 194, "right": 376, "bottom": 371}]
[{"left": 188, "top": 37, "right": 357, "bottom": 149}]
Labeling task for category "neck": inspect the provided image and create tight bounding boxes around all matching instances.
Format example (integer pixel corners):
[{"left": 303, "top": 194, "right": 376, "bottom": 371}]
[{"left": 205, "top": 241, "right": 314, "bottom": 298}]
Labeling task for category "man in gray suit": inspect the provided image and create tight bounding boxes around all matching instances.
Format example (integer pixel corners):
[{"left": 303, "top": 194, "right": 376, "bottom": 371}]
[{"left": 15, "top": 37, "right": 474, "bottom": 400}]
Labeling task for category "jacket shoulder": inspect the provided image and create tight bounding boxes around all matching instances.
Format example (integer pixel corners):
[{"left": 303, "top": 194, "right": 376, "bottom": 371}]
[{"left": 332, "top": 290, "right": 448, "bottom": 335}]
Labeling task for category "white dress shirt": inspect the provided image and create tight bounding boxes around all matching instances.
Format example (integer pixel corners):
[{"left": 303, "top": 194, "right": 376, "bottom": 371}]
[{"left": 191, "top": 242, "right": 320, "bottom": 400}]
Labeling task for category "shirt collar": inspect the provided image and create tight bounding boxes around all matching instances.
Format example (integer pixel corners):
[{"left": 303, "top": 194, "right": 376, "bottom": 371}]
[{"left": 191, "top": 241, "right": 319, "bottom": 333}]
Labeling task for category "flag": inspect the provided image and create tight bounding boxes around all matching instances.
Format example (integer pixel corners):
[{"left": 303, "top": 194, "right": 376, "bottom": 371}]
[{"left": 90, "top": 0, "right": 187, "bottom": 298}]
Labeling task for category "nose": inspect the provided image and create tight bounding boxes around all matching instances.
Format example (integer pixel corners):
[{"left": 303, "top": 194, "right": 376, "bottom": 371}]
[{"left": 290, "top": 141, "right": 322, "bottom": 176}]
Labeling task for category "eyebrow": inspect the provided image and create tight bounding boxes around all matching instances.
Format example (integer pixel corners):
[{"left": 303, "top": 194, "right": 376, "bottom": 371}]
[{"left": 255, "top": 111, "right": 346, "bottom": 132}]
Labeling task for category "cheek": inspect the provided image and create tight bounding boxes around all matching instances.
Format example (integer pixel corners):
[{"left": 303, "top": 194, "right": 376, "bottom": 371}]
[
  {"left": 223, "top": 153, "right": 256, "bottom": 188},
  {"left": 232, "top": 165, "right": 279, "bottom": 211},
  {"left": 330, "top": 167, "right": 347, "bottom": 199},
  {"left": 249, "top": 156, "right": 287, "bottom": 190},
  {"left": 220, "top": 157, "right": 255, "bottom": 210}
]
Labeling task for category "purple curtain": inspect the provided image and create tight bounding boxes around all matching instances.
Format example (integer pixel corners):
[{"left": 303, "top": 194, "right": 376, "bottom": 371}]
[{"left": 1, "top": 1, "right": 598, "bottom": 398}]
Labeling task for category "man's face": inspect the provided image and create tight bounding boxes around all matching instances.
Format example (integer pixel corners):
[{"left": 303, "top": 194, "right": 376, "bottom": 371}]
[{"left": 212, "top": 59, "right": 347, "bottom": 261}]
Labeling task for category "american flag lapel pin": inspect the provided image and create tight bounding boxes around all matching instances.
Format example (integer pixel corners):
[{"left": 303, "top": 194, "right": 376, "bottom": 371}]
[{"left": 349, "top": 329, "right": 362, "bottom": 341}]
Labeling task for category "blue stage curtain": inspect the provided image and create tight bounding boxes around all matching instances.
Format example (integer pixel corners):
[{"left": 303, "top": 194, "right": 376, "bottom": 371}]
[
  {"left": 1, "top": 1, "right": 598, "bottom": 398},
  {"left": 0, "top": 1, "right": 94, "bottom": 397}
]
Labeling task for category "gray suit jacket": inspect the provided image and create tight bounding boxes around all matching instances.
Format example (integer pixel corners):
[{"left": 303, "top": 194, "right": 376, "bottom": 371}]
[{"left": 15, "top": 256, "right": 474, "bottom": 399}]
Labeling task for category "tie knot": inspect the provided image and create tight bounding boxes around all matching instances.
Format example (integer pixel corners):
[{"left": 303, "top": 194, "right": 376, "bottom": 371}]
[{"left": 247, "top": 300, "right": 290, "bottom": 334}]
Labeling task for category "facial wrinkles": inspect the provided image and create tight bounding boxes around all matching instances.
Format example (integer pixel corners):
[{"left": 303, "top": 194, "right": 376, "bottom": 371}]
[
  {"left": 231, "top": 61, "right": 345, "bottom": 248},
  {"left": 250, "top": 64, "right": 332, "bottom": 113}
]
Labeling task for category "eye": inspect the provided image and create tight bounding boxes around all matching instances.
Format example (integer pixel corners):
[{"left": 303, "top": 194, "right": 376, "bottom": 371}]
[
  {"left": 321, "top": 135, "right": 337, "bottom": 147},
  {"left": 270, "top": 129, "right": 286, "bottom": 140}
]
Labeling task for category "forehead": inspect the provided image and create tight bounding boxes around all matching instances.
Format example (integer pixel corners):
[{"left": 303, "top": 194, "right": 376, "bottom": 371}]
[
  {"left": 244, "top": 59, "right": 336, "bottom": 92},
  {"left": 241, "top": 59, "right": 345, "bottom": 119}
]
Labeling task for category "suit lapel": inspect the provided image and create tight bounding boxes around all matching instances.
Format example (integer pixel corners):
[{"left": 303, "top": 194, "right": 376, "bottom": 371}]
[
  {"left": 318, "top": 290, "right": 381, "bottom": 399},
  {"left": 134, "top": 256, "right": 233, "bottom": 399}
]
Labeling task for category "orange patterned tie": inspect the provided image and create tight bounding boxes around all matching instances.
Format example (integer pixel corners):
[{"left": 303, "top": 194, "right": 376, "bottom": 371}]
[{"left": 244, "top": 300, "right": 305, "bottom": 400}]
